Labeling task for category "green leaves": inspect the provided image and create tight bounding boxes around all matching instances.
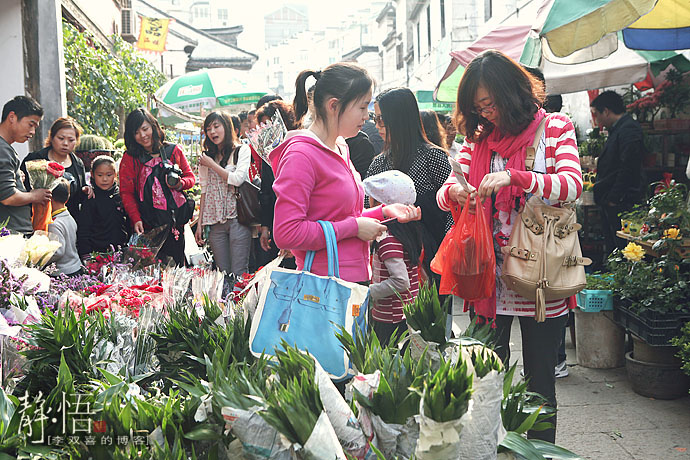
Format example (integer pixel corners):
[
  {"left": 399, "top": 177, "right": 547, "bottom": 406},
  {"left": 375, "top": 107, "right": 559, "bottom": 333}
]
[
  {"left": 422, "top": 359, "right": 473, "bottom": 422},
  {"left": 403, "top": 283, "right": 447, "bottom": 345},
  {"left": 259, "top": 346, "right": 323, "bottom": 446},
  {"left": 20, "top": 306, "right": 109, "bottom": 396},
  {"left": 354, "top": 347, "right": 431, "bottom": 425},
  {"left": 62, "top": 21, "right": 167, "bottom": 138},
  {"left": 151, "top": 296, "right": 252, "bottom": 385}
]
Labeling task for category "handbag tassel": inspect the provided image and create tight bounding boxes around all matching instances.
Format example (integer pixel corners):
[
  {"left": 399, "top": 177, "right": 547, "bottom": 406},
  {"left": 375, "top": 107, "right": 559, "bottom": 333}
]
[{"left": 535, "top": 279, "right": 547, "bottom": 323}]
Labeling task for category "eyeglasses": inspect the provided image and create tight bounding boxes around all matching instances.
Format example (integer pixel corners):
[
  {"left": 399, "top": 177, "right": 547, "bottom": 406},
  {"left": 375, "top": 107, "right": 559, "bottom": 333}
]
[
  {"left": 374, "top": 114, "right": 385, "bottom": 127},
  {"left": 472, "top": 102, "right": 497, "bottom": 116}
]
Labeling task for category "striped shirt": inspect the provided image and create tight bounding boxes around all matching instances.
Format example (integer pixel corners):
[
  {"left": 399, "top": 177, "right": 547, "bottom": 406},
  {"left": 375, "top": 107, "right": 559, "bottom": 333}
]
[
  {"left": 436, "top": 113, "right": 582, "bottom": 318},
  {"left": 371, "top": 236, "right": 419, "bottom": 323}
]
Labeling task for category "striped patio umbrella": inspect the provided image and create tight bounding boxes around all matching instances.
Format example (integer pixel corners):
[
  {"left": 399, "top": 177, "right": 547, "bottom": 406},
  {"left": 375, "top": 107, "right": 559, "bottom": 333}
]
[
  {"left": 622, "top": 0, "right": 690, "bottom": 50},
  {"left": 434, "top": 25, "right": 689, "bottom": 102}
]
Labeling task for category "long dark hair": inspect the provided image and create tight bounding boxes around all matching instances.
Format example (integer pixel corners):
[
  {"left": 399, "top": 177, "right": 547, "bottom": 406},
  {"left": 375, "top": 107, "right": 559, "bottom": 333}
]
[
  {"left": 293, "top": 62, "right": 373, "bottom": 126},
  {"left": 124, "top": 108, "right": 165, "bottom": 158},
  {"left": 420, "top": 110, "right": 447, "bottom": 151},
  {"left": 376, "top": 88, "right": 431, "bottom": 174},
  {"left": 374, "top": 220, "right": 425, "bottom": 265},
  {"left": 454, "top": 50, "right": 544, "bottom": 142},
  {"left": 203, "top": 111, "right": 239, "bottom": 167}
]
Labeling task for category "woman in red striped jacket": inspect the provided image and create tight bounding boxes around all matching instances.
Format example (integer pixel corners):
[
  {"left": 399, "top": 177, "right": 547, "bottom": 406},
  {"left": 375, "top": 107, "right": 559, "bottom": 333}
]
[{"left": 436, "top": 50, "right": 582, "bottom": 443}]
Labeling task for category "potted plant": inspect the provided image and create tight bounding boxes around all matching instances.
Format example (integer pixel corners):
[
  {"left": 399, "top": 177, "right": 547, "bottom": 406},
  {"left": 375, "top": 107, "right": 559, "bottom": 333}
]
[
  {"left": 608, "top": 243, "right": 690, "bottom": 398},
  {"left": 658, "top": 68, "right": 690, "bottom": 125}
]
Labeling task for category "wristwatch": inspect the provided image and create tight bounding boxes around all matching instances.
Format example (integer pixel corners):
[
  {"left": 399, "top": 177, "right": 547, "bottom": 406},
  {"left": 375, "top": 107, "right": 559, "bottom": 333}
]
[{"left": 505, "top": 169, "right": 512, "bottom": 179}]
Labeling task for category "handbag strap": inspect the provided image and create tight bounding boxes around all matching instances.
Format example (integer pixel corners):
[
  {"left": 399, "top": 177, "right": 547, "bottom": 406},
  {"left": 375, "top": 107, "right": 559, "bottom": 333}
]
[
  {"left": 302, "top": 220, "right": 340, "bottom": 278},
  {"left": 525, "top": 117, "right": 547, "bottom": 172}
]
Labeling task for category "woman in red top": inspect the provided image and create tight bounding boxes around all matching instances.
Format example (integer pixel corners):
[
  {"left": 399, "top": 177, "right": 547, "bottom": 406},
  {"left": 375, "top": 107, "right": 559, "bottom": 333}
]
[{"left": 119, "top": 108, "right": 195, "bottom": 266}]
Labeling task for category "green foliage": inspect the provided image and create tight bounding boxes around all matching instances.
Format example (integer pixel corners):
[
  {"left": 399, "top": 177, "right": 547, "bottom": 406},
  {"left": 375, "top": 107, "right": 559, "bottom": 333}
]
[
  {"left": 501, "top": 365, "right": 554, "bottom": 435},
  {"left": 260, "top": 346, "right": 323, "bottom": 446},
  {"left": 466, "top": 345, "right": 503, "bottom": 378},
  {"left": 607, "top": 249, "right": 690, "bottom": 315},
  {"left": 335, "top": 324, "right": 401, "bottom": 375},
  {"left": 354, "top": 347, "right": 430, "bottom": 425},
  {"left": 20, "top": 307, "right": 109, "bottom": 396},
  {"left": 403, "top": 282, "right": 448, "bottom": 344},
  {"left": 460, "top": 319, "right": 498, "bottom": 349},
  {"left": 151, "top": 297, "right": 251, "bottom": 385},
  {"left": 578, "top": 128, "right": 608, "bottom": 158},
  {"left": 671, "top": 322, "right": 690, "bottom": 381},
  {"left": 422, "top": 359, "right": 473, "bottom": 422},
  {"left": 63, "top": 21, "right": 167, "bottom": 138},
  {"left": 585, "top": 273, "right": 614, "bottom": 290}
]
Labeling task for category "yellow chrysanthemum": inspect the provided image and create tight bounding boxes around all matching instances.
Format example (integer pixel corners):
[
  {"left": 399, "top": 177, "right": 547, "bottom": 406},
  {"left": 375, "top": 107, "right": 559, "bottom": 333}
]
[
  {"left": 622, "top": 242, "right": 645, "bottom": 262},
  {"left": 663, "top": 228, "right": 681, "bottom": 240}
]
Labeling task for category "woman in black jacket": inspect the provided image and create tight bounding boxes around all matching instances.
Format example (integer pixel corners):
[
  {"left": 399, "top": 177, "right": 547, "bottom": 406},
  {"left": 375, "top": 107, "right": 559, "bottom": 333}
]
[
  {"left": 21, "top": 117, "right": 91, "bottom": 222},
  {"left": 366, "top": 88, "right": 452, "bottom": 273}
]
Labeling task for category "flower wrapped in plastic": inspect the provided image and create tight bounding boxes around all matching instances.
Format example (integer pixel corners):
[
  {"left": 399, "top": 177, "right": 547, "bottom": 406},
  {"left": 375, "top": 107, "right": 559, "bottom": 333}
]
[
  {"left": 122, "top": 225, "right": 170, "bottom": 271},
  {"left": 25, "top": 159, "right": 65, "bottom": 231},
  {"left": 246, "top": 109, "right": 288, "bottom": 167},
  {"left": 19, "top": 231, "right": 62, "bottom": 269}
]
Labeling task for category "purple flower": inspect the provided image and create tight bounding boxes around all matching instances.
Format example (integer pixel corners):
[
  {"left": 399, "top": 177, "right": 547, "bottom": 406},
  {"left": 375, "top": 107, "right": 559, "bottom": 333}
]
[{"left": 0, "top": 227, "right": 9, "bottom": 237}]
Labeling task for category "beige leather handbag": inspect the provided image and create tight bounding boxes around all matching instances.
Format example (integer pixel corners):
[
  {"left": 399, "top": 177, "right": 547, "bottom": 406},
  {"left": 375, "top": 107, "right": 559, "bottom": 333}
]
[{"left": 500, "top": 118, "right": 591, "bottom": 322}]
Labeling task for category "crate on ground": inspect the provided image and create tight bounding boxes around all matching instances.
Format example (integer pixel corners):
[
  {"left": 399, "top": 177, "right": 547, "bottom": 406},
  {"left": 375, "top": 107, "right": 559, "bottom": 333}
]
[
  {"left": 613, "top": 305, "right": 690, "bottom": 346},
  {"left": 577, "top": 289, "right": 613, "bottom": 312}
]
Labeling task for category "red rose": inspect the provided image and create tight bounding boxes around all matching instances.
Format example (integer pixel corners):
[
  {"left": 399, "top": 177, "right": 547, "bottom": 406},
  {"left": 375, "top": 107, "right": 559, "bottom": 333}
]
[{"left": 46, "top": 162, "right": 65, "bottom": 178}]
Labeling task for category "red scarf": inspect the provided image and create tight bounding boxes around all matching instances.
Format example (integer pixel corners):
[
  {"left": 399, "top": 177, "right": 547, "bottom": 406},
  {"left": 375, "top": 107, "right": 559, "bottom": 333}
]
[{"left": 466, "top": 108, "right": 546, "bottom": 319}]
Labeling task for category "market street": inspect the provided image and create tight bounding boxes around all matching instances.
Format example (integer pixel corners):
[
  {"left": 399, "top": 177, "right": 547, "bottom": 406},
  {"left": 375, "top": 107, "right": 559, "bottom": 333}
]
[{"left": 452, "top": 304, "right": 690, "bottom": 460}]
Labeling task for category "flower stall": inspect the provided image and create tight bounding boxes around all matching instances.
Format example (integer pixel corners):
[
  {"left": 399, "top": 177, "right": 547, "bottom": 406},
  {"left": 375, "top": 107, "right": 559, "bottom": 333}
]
[{"left": 0, "top": 221, "right": 584, "bottom": 459}]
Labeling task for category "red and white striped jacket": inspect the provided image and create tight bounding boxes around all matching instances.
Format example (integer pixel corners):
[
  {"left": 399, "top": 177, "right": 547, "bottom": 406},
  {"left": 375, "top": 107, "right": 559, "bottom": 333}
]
[
  {"left": 437, "top": 113, "right": 582, "bottom": 210},
  {"left": 436, "top": 113, "right": 582, "bottom": 318}
]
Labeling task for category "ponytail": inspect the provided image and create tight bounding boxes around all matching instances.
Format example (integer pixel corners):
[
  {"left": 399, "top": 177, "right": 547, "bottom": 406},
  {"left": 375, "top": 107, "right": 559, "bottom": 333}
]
[
  {"left": 292, "top": 63, "right": 373, "bottom": 127},
  {"left": 293, "top": 69, "right": 320, "bottom": 124}
]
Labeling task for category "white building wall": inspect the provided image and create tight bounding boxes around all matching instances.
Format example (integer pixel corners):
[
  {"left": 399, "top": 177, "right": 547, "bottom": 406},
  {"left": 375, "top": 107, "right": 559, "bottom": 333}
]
[
  {"left": 72, "top": 0, "right": 122, "bottom": 36},
  {"left": 0, "top": 0, "right": 29, "bottom": 158}
]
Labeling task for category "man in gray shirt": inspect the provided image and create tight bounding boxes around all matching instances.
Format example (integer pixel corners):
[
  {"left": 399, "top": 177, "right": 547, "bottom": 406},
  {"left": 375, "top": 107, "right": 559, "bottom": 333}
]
[{"left": 0, "top": 96, "right": 50, "bottom": 235}]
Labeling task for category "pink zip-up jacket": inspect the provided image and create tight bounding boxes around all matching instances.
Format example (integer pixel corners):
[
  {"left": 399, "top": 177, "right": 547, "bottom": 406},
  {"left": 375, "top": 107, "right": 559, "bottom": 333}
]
[{"left": 270, "top": 130, "right": 384, "bottom": 283}]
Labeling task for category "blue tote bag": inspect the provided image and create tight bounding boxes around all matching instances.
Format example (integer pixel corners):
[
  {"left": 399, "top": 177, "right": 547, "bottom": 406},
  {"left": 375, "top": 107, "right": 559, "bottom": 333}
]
[{"left": 249, "top": 221, "right": 369, "bottom": 380}]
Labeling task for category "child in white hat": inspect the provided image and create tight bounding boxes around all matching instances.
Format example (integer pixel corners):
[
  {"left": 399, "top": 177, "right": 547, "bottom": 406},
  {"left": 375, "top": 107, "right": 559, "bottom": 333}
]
[{"left": 363, "top": 170, "right": 424, "bottom": 345}]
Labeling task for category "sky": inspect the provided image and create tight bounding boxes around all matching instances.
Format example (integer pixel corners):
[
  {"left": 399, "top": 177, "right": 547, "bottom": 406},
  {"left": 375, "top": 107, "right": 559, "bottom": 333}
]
[{"left": 234, "top": 0, "right": 374, "bottom": 54}]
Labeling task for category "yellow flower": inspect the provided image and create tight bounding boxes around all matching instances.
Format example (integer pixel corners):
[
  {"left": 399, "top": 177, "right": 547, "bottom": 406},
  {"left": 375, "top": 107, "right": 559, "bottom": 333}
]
[
  {"left": 622, "top": 242, "right": 645, "bottom": 262},
  {"left": 663, "top": 228, "right": 681, "bottom": 240}
]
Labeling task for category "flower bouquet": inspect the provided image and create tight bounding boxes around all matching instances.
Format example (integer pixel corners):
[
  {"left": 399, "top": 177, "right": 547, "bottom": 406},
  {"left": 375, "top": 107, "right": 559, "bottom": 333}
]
[
  {"left": 246, "top": 109, "right": 288, "bottom": 167},
  {"left": 25, "top": 159, "right": 65, "bottom": 231},
  {"left": 19, "top": 231, "right": 61, "bottom": 269},
  {"left": 122, "top": 225, "right": 169, "bottom": 270}
]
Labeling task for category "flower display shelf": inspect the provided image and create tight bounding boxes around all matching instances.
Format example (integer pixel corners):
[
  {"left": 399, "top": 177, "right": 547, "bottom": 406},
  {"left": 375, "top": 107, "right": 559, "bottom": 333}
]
[
  {"left": 613, "top": 304, "right": 690, "bottom": 346},
  {"left": 616, "top": 231, "right": 690, "bottom": 258}
]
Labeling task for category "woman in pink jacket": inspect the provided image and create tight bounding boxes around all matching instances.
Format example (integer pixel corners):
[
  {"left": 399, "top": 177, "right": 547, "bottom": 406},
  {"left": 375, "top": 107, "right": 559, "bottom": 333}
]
[{"left": 269, "top": 62, "right": 420, "bottom": 283}]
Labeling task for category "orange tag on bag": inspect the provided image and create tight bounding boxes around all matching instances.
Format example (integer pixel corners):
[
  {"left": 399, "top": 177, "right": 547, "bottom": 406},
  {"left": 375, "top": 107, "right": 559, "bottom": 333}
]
[{"left": 352, "top": 304, "right": 360, "bottom": 317}]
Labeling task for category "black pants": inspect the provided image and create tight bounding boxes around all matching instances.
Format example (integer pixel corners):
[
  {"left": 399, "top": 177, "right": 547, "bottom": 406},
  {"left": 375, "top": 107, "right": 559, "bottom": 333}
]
[
  {"left": 599, "top": 203, "right": 628, "bottom": 255},
  {"left": 372, "top": 319, "right": 407, "bottom": 346},
  {"left": 494, "top": 313, "right": 569, "bottom": 444},
  {"left": 157, "top": 226, "right": 185, "bottom": 266}
]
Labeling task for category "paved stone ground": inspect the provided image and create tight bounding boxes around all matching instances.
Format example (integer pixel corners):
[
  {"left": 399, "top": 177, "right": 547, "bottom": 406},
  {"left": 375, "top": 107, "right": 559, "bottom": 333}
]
[{"left": 451, "top": 305, "right": 690, "bottom": 460}]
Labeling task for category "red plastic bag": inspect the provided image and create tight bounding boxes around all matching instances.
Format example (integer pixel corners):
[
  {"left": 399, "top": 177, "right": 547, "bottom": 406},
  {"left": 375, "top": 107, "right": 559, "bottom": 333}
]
[{"left": 434, "top": 198, "right": 495, "bottom": 300}]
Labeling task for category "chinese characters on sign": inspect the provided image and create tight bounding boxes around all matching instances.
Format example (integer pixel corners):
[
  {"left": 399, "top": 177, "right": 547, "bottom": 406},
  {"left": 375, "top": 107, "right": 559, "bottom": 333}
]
[
  {"left": 136, "top": 17, "right": 172, "bottom": 53},
  {"left": 16, "top": 391, "right": 151, "bottom": 447}
]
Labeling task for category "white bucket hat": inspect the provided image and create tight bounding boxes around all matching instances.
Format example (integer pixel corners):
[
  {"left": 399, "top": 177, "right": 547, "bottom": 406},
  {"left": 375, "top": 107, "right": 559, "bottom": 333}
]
[{"left": 363, "top": 170, "right": 417, "bottom": 206}]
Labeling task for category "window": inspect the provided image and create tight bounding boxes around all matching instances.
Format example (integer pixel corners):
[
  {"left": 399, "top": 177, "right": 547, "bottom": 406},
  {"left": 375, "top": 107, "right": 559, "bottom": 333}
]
[
  {"left": 416, "top": 21, "right": 420, "bottom": 62},
  {"left": 440, "top": 0, "right": 446, "bottom": 38},
  {"left": 485, "top": 0, "right": 492, "bottom": 22},
  {"left": 396, "top": 43, "right": 403, "bottom": 69},
  {"left": 218, "top": 8, "right": 228, "bottom": 21},
  {"left": 426, "top": 6, "right": 431, "bottom": 52}
]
